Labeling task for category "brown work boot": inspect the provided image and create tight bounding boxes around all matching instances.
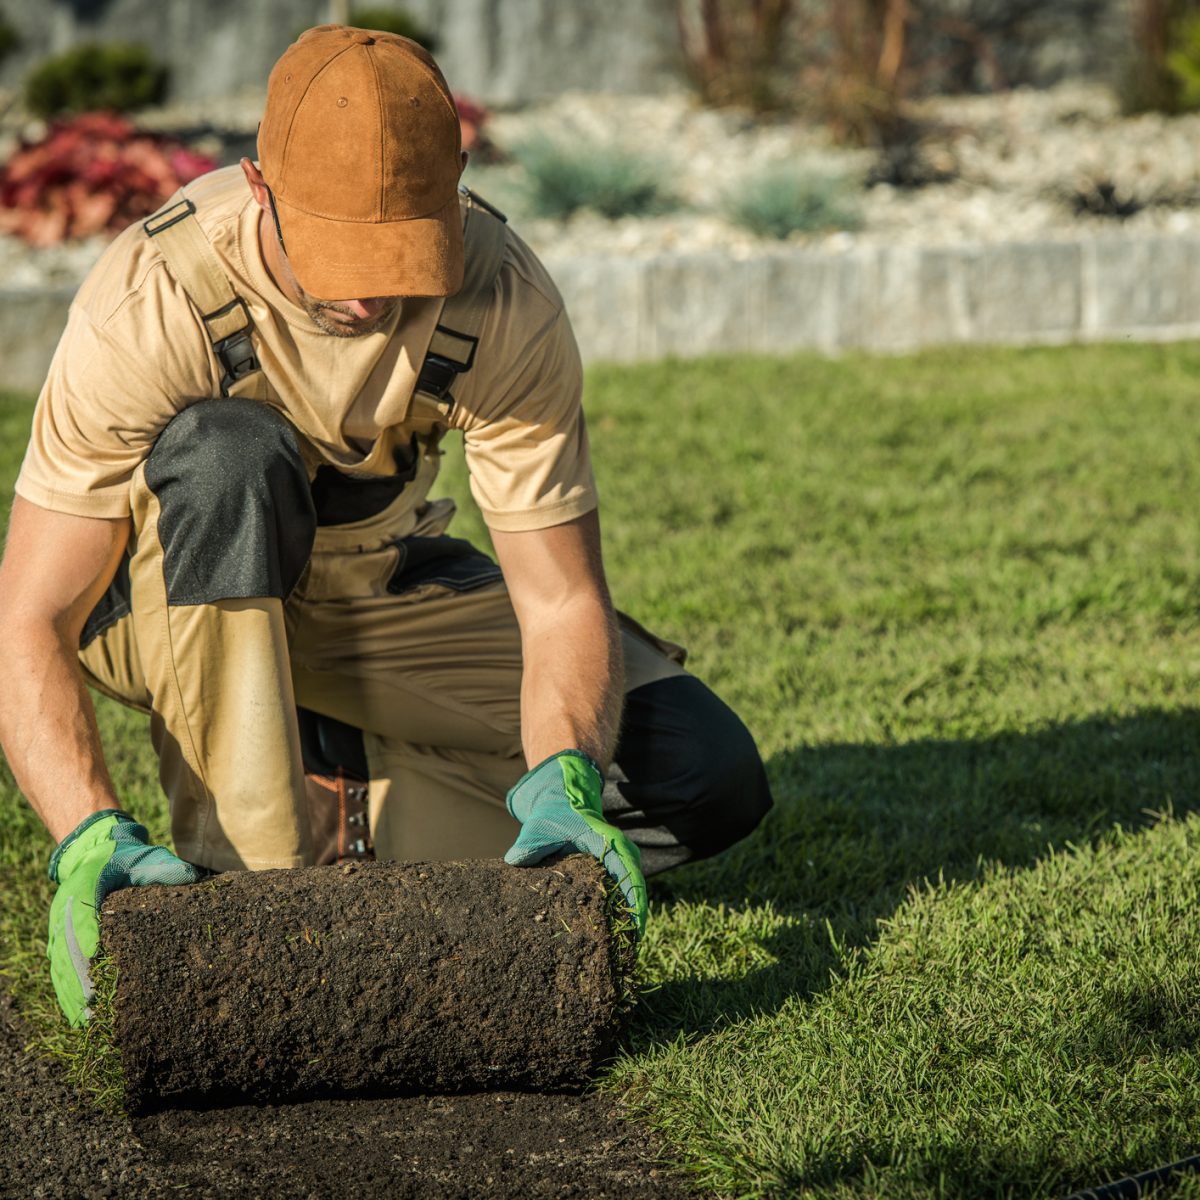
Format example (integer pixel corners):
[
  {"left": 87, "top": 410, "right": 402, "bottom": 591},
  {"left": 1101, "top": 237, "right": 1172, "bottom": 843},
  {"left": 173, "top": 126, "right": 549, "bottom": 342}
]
[{"left": 305, "top": 766, "right": 374, "bottom": 866}]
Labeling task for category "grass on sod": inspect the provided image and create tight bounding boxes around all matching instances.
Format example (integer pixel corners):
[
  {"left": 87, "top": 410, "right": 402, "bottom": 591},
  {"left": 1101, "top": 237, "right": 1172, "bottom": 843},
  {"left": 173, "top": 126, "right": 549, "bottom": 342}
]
[{"left": 4, "top": 342, "right": 1200, "bottom": 1196}]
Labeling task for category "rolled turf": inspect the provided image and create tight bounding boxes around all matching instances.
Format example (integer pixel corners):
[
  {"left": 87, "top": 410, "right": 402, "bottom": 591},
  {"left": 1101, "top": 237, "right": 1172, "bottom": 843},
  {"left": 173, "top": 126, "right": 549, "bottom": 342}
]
[{"left": 101, "top": 855, "right": 633, "bottom": 1114}]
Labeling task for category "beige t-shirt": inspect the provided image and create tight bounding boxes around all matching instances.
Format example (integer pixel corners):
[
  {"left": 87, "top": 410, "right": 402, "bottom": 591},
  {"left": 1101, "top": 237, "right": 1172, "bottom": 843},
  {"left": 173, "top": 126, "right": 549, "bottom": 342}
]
[{"left": 16, "top": 165, "right": 595, "bottom": 534}]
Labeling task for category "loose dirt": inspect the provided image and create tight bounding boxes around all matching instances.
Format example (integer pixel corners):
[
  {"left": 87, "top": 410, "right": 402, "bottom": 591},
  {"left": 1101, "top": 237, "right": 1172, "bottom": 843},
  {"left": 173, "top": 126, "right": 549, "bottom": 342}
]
[{"left": 0, "top": 993, "right": 693, "bottom": 1198}]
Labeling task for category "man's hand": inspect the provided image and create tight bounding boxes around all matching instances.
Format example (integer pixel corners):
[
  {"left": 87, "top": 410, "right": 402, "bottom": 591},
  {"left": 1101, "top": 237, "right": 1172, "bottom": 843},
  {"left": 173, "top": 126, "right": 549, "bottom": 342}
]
[
  {"left": 48, "top": 809, "right": 204, "bottom": 1025},
  {"left": 504, "top": 750, "right": 647, "bottom": 937}
]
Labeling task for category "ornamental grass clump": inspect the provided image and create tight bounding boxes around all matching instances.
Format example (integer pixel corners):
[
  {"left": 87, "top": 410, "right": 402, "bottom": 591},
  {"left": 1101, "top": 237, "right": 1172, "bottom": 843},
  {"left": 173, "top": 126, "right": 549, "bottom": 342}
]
[
  {"left": 727, "top": 164, "right": 862, "bottom": 239},
  {"left": 513, "top": 136, "right": 674, "bottom": 221}
]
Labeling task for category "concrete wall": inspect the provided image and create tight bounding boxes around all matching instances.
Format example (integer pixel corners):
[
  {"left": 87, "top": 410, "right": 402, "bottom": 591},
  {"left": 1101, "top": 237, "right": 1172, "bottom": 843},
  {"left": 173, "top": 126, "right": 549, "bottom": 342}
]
[
  {"left": 0, "top": 0, "right": 1133, "bottom": 107},
  {"left": 4, "top": 234, "right": 1198, "bottom": 395},
  {"left": 1, "top": 0, "right": 318, "bottom": 107},
  {"left": 0, "top": 0, "right": 685, "bottom": 106},
  {"left": 397, "top": 0, "right": 683, "bottom": 105}
]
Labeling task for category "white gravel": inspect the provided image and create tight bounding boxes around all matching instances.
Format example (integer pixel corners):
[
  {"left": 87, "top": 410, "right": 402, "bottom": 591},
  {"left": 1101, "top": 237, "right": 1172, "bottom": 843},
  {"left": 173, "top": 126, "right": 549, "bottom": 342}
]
[{"left": 5, "top": 82, "right": 1200, "bottom": 286}]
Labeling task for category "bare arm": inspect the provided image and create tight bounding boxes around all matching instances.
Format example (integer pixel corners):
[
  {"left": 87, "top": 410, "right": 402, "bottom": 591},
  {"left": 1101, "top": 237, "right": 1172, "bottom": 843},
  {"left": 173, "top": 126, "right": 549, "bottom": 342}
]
[
  {"left": 0, "top": 495, "right": 131, "bottom": 841},
  {"left": 490, "top": 509, "right": 623, "bottom": 769}
]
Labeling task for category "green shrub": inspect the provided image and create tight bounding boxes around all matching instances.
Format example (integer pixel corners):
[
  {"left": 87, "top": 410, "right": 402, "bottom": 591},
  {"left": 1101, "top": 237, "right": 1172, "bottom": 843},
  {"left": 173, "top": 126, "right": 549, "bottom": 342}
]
[
  {"left": 0, "top": 11, "right": 20, "bottom": 67},
  {"left": 1166, "top": 10, "right": 1200, "bottom": 110},
  {"left": 513, "top": 136, "right": 673, "bottom": 221},
  {"left": 24, "top": 42, "right": 167, "bottom": 119},
  {"left": 726, "top": 165, "right": 862, "bottom": 238},
  {"left": 349, "top": 6, "right": 437, "bottom": 51},
  {"left": 1119, "top": 0, "right": 1200, "bottom": 115}
]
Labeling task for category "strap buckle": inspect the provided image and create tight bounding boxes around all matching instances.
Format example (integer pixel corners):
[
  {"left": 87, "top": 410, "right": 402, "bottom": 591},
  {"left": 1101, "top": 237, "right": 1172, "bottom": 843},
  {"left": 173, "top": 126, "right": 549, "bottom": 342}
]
[
  {"left": 203, "top": 297, "right": 259, "bottom": 395},
  {"left": 416, "top": 324, "right": 482, "bottom": 411},
  {"left": 458, "top": 185, "right": 508, "bottom": 224},
  {"left": 215, "top": 331, "right": 259, "bottom": 396},
  {"left": 416, "top": 351, "right": 462, "bottom": 410},
  {"left": 143, "top": 197, "right": 196, "bottom": 237}
]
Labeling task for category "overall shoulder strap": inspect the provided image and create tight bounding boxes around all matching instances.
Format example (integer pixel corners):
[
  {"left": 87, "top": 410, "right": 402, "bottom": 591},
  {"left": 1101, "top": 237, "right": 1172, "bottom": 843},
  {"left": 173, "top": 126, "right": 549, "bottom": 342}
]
[
  {"left": 414, "top": 187, "right": 508, "bottom": 413},
  {"left": 143, "top": 194, "right": 270, "bottom": 401}
]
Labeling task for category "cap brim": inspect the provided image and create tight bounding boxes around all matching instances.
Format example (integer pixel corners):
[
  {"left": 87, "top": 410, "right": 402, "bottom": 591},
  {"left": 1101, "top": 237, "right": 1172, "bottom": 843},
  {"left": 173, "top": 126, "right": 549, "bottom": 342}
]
[{"left": 275, "top": 192, "right": 464, "bottom": 300}]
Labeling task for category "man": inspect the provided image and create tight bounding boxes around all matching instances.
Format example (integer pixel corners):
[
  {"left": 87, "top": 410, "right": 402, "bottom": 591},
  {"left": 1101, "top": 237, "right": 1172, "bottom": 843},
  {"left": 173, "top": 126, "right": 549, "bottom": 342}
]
[{"left": 0, "top": 26, "right": 772, "bottom": 1026}]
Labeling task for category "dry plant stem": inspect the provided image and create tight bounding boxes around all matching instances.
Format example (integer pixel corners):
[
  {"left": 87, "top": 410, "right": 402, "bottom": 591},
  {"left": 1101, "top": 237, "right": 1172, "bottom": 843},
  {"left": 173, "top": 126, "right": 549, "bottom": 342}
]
[{"left": 878, "top": 0, "right": 911, "bottom": 90}]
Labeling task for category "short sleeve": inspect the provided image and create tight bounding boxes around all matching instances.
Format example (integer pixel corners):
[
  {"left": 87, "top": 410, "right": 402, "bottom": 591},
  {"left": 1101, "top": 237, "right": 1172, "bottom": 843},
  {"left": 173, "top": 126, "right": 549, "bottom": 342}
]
[
  {"left": 15, "top": 264, "right": 215, "bottom": 519},
  {"left": 452, "top": 240, "right": 598, "bottom": 533}
]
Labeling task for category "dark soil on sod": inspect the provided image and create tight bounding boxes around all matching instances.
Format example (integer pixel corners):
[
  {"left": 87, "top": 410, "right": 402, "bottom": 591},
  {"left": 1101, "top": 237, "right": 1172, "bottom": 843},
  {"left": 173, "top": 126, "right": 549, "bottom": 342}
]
[
  {"left": 0, "top": 994, "right": 694, "bottom": 1198},
  {"left": 103, "top": 857, "right": 632, "bottom": 1113}
]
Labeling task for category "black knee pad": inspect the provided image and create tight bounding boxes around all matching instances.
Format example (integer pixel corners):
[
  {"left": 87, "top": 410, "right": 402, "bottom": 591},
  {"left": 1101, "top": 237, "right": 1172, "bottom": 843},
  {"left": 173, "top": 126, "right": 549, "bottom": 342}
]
[
  {"left": 611, "top": 675, "right": 773, "bottom": 868},
  {"left": 144, "top": 399, "right": 316, "bottom": 605}
]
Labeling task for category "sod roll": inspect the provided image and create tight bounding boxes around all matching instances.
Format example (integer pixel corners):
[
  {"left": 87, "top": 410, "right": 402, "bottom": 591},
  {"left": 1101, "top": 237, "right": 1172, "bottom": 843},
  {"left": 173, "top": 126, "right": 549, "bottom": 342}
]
[{"left": 101, "top": 856, "right": 631, "bottom": 1114}]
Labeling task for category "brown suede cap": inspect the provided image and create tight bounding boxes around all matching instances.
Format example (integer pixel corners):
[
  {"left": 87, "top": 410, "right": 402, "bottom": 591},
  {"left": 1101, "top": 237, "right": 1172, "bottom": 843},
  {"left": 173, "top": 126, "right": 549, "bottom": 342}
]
[{"left": 258, "top": 24, "right": 464, "bottom": 300}]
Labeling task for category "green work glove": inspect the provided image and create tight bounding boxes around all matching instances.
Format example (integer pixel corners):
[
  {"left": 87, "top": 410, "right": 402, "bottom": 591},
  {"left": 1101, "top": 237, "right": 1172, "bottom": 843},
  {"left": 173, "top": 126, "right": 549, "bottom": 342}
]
[
  {"left": 504, "top": 750, "right": 647, "bottom": 937},
  {"left": 47, "top": 809, "right": 204, "bottom": 1026}
]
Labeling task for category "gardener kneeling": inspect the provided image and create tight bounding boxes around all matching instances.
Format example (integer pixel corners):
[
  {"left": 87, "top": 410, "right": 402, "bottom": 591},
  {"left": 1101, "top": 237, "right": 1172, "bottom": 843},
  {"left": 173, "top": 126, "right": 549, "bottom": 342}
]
[{"left": 0, "top": 26, "right": 773, "bottom": 1025}]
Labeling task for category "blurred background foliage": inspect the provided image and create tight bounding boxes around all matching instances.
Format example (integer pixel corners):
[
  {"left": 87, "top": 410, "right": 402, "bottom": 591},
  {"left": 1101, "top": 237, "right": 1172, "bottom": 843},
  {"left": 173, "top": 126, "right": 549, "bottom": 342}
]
[
  {"left": 4, "top": 0, "right": 1200, "bottom": 246},
  {"left": 23, "top": 42, "right": 167, "bottom": 120},
  {"left": 345, "top": 5, "right": 437, "bottom": 50},
  {"left": 0, "top": 10, "right": 18, "bottom": 69},
  {"left": 675, "top": 0, "right": 1200, "bottom": 140},
  {"left": 1123, "top": 0, "right": 1200, "bottom": 113}
]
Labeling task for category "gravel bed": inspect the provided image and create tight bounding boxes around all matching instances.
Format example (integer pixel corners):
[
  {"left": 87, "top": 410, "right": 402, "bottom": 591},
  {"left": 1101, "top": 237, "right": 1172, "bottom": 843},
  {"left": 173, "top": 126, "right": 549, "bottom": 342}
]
[{"left": 4, "top": 82, "right": 1200, "bottom": 287}]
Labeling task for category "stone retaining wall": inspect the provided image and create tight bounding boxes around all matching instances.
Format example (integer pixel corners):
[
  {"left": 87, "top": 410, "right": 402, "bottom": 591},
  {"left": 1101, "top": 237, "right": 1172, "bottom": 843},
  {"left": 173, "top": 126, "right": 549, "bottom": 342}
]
[
  {"left": 2, "top": 235, "right": 1195, "bottom": 395},
  {"left": 549, "top": 234, "right": 1200, "bottom": 362}
]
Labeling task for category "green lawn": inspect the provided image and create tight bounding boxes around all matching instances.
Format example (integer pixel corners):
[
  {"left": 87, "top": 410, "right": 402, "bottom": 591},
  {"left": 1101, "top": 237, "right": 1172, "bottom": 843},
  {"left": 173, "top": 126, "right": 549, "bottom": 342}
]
[{"left": 5, "top": 342, "right": 1200, "bottom": 1197}]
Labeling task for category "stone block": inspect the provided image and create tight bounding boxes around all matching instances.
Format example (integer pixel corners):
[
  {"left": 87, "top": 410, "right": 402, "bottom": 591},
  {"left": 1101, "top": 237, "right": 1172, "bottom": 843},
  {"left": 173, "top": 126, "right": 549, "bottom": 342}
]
[
  {"left": 854, "top": 244, "right": 927, "bottom": 351},
  {"left": 642, "top": 253, "right": 760, "bottom": 360},
  {"left": 547, "top": 255, "right": 651, "bottom": 364},
  {"left": 0, "top": 288, "right": 73, "bottom": 395},
  {"left": 755, "top": 249, "right": 857, "bottom": 355},
  {"left": 1086, "top": 236, "right": 1200, "bottom": 333},
  {"left": 969, "top": 241, "right": 1083, "bottom": 342},
  {"left": 914, "top": 245, "right": 981, "bottom": 346}
]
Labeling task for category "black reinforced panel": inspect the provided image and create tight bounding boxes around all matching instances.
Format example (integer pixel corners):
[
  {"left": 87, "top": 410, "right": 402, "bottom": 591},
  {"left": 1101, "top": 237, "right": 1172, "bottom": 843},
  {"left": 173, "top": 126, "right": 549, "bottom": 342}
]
[{"left": 143, "top": 400, "right": 316, "bottom": 606}]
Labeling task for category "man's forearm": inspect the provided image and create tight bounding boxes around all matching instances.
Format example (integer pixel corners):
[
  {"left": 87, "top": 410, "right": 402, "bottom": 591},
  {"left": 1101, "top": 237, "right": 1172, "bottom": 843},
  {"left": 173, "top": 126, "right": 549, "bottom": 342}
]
[
  {"left": 0, "top": 619, "right": 119, "bottom": 842},
  {"left": 518, "top": 596, "right": 623, "bottom": 768}
]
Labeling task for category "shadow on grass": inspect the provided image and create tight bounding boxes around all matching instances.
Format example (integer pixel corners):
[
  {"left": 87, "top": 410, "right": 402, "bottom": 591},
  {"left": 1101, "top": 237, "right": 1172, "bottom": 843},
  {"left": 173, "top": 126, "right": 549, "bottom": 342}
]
[{"left": 636, "top": 708, "right": 1200, "bottom": 1040}]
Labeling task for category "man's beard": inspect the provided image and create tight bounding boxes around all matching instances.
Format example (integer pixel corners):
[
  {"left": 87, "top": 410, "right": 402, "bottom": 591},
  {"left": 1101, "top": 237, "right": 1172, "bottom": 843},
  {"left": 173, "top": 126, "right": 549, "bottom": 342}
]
[{"left": 301, "top": 296, "right": 400, "bottom": 338}]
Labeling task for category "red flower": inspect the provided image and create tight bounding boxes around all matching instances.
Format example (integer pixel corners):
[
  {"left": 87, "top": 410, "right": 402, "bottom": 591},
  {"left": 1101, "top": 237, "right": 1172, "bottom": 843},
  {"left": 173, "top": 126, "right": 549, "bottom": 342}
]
[{"left": 0, "top": 112, "right": 219, "bottom": 244}]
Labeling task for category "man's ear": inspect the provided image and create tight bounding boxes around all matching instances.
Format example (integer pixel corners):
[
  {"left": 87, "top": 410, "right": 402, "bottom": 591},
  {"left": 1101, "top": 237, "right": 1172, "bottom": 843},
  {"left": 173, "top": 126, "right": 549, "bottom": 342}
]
[{"left": 240, "top": 157, "right": 271, "bottom": 214}]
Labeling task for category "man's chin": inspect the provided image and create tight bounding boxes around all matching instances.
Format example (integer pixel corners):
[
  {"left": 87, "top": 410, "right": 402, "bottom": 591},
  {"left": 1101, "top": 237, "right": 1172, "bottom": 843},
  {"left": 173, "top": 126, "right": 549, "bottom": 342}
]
[{"left": 304, "top": 302, "right": 398, "bottom": 339}]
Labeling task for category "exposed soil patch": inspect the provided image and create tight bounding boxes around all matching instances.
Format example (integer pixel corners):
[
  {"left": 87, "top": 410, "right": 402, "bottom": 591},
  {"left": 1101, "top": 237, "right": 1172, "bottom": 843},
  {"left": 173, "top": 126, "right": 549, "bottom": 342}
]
[
  {"left": 0, "top": 993, "right": 693, "bottom": 1199},
  {"left": 2, "top": 856, "right": 690, "bottom": 1198},
  {"left": 104, "top": 857, "right": 630, "bottom": 1113},
  {"left": 132, "top": 1090, "right": 689, "bottom": 1199}
]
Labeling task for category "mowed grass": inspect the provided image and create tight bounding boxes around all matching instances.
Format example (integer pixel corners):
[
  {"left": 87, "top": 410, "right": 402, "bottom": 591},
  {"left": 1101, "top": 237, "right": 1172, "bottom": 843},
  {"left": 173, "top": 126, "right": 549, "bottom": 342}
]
[{"left": 4, "top": 341, "right": 1200, "bottom": 1196}]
